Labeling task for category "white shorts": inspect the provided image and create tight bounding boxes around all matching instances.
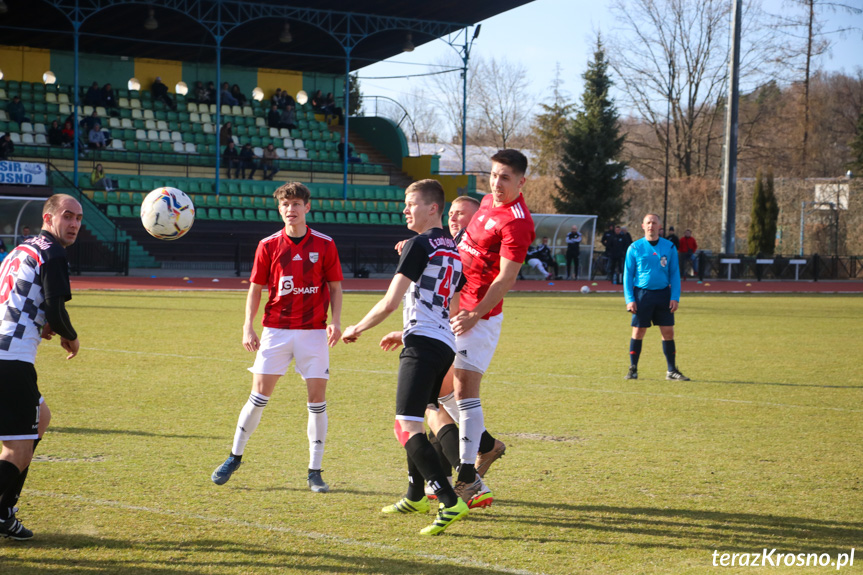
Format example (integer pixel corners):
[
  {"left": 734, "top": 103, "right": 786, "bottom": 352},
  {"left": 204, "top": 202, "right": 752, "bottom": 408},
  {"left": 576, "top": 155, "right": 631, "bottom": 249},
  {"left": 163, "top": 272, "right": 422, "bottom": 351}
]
[
  {"left": 453, "top": 313, "right": 503, "bottom": 374},
  {"left": 249, "top": 327, "right": 330, "bottom": 380}
]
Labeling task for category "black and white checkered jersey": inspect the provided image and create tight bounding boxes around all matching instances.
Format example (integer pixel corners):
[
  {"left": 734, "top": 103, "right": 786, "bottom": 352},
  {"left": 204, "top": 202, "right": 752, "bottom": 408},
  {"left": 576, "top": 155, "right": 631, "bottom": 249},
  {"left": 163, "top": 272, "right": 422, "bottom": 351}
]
[
  {"left": 0, "top": 231, "right": 72, "bottom": 363},
  {"left": 395, "top": 227, "right": 464, "bottom": 352}
]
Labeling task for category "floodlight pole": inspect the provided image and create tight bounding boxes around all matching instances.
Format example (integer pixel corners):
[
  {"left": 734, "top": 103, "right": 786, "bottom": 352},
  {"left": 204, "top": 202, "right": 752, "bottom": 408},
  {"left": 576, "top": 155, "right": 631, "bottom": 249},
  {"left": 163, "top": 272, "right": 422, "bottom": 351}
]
[
  {"left": 662, "top": 60, "right": 673, "bottom": 227},
  {"left": 214, "top": 5, "right": 222, "bottom": 195},
  {"left": 342, "top": 47, "right": 351, "bottom": 201},
  {"left": 720, "top": 0, "right": 742, "bottom": 254},
  {"left": 457, "top": 25, "right": 479, "bottom": 176},
  {"left": 72, "top": 17, "right": 80, "bottom": 188}
]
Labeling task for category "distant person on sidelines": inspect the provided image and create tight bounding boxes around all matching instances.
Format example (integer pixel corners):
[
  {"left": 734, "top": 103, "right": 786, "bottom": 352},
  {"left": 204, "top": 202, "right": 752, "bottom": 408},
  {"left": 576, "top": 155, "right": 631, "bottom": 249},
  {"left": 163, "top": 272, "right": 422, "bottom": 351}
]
[
  {"left": 211, "top": 182, "right": 343, "bottom": 493},
  {"left": 623, "top": 213, "right": 689, "bottom": 382},
  {"left": 665, "top": 226, "right": 680, "bottom": 250},
  {"left": 565, "top": 225, "right": 582, "bottom": 279},
  {"left": 607, "top": 224, "right": 624, "bottom": 284},
  {"left": 679, "top": 228, "right": 698, "bottom": 277},
  {"left": 342, "top": 179, "right": 468, "bottom": 535},
  {"left": 525, "top": 240, "right": 554, "bottom": 280},
  {"left": 0, "top": 194, "right": 83, "bottom": 540}
]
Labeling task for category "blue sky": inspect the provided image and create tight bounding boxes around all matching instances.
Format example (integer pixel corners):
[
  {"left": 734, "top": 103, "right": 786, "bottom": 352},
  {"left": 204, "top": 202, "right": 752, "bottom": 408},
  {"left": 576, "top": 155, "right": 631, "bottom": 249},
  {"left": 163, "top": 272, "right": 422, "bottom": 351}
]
[{"left": 358, "top": 0, "right": 863, "bottom": 115}]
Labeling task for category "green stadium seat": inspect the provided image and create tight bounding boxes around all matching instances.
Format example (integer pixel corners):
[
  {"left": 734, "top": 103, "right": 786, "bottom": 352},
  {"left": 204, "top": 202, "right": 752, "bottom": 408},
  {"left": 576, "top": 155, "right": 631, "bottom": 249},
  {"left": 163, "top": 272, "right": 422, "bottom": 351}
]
[
  {"left": 209, "top": 208, "right": 222, "bottom": 220},
  {"left": 92, "top": 191, "right": 107, "bottom": 204},
  {"left": 106, "top": 204, "right": 120, "bottom": 218},
  {"left": 324, "top": 212, "right": 337, "bottom": 224},
  {"left": 220, "top": 208, "right": 233, "bottom": 220},
  {"left": 243, "top": 209, "right": 256, "bottom": 221},
  {"left": 336, "top": 212, "right": 348, "bottom": 224},
  {"left": 268, "top": 210, "right": 281, "bottom": 223},
  {"left": 358, "top": 213, "right": 369, "bottom": 224},
  {"left": 306, "top": 211, "right": 317, "bottom": 224},
  {"left": 231, "top": 208, "right": 244, "bottom": 220},
  {"left": 369, "top": 212, "right": 381, "bottom": 225},
  {"left": 119, "top": 205, "right": 133, "bottom": 217},
  {"left": 255, "top": 209, "right": 269, "bottom": 222},
  {"left": 378, "top": 213, "right": 390, "bottom": 225}
]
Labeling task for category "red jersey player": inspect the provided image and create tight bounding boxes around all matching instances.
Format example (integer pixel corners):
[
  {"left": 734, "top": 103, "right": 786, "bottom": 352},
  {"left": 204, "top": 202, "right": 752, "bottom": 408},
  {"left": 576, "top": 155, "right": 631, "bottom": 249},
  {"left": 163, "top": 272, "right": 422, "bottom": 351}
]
[
  {"left": 211, "top": 182, "right": 343, "bottom": 493},
  {"left": 445, "top": 149, "right": 535, "bottom": 504}
]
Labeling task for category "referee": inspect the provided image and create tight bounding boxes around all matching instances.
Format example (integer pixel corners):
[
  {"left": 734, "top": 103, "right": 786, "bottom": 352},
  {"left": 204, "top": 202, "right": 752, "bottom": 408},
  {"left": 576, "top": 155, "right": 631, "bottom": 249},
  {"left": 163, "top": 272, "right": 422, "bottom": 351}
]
[{"left": 623, "top": 213, "right": 689, "bottom": 381}]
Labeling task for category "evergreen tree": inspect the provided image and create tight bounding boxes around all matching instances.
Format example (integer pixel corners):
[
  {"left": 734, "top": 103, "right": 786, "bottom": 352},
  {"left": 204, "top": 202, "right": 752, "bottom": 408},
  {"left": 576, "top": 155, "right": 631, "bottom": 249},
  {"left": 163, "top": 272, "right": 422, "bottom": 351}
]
[
  {"left": 763, "top": 168, "right": 779, "bottom": 255},
  {"left": 850, "top": 108, "right": 863, "bottom": 176},
  {"left": 348, "top": 73, "right": 363, "bottom": 117},
  {"left": 747, "top": 169, "right": 767, "bottom": 255},
  {"left": 532, "top": 64, "right": 574, "bottom": 176},
  {"left": 553, "top": 36, "right": 628, "bottom": 223}
]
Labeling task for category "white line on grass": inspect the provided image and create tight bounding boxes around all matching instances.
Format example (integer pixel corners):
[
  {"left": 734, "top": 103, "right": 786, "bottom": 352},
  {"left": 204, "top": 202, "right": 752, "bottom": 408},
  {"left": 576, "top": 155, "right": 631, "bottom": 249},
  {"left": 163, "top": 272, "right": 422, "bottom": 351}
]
[
  {"left": 29, "top": 490, "right": 544, "bottom": 575},
  {"left": 83, "top": 347, "right": 859, "bottom": 412}
]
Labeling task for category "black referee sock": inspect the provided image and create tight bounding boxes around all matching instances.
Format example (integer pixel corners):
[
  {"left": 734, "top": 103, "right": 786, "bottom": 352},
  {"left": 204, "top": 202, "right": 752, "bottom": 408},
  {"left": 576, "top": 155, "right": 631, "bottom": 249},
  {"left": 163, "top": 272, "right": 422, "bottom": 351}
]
[
  {"left": 629, "top": 339, "right": 643, "bottom": 367},
  {"left": 435, "top": 423, "right": 461, "bottom": 470},
  {"left": 0, "top": 460, "right": 21, "bottom": 521},
  {"left": 662, "top": 340, "right": 676, "bottom": 370},
  {"left": 404, "top": 434, "right": 457, "bottom": 508}
]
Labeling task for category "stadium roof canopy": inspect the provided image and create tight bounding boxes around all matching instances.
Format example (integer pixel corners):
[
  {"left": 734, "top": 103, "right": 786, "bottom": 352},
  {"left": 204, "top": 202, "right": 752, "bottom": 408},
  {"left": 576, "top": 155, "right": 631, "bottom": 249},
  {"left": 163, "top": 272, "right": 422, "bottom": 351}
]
[{"left": 0, "top": 0, "right": 533, "bottom": 74}]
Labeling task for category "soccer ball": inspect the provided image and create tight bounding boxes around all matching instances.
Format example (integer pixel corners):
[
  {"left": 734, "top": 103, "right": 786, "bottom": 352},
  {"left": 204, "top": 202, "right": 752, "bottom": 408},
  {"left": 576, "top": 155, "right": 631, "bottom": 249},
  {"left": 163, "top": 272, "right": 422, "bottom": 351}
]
[
  {"left": 580, "top": 285, "right": 591, "bottom": 294},
  {"left": 140, "top": 187, "right": 195, "bottom": 240}
]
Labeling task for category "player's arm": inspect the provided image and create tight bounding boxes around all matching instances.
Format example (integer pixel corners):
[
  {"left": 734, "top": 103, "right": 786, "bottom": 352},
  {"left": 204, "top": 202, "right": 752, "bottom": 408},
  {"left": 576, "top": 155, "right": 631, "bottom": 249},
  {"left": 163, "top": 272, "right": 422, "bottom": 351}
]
[
  {"left": 342, "top": 273, "right": 411, "bottom": 343},
  {"left": 451, "top": 256, "right": 520, "bottom": 336},
  {"left": 243, "top": 282, "right": 264, "bottom": 352},
  {"left": 624, "top": 246, "right": 637, "bottom": 312},
  {"left": 669, "top": 245, "right": 681, "bottom": 312},
  {"left": 379, "top": 331, "right": 404, "bottom": 351},
  {"left": 326, "top": 280, "right": 343, "bottom": 347},
  {"left": 41, "top": 256, "right": 79, "bottom": 359}
]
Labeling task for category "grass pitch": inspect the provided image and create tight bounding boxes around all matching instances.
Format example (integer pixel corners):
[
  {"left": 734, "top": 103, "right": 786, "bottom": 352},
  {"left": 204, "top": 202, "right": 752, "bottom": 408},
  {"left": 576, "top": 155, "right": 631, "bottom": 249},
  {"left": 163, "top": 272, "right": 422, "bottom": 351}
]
[{"left": 1, "top": 291, "right": 861, "bottom": 574}]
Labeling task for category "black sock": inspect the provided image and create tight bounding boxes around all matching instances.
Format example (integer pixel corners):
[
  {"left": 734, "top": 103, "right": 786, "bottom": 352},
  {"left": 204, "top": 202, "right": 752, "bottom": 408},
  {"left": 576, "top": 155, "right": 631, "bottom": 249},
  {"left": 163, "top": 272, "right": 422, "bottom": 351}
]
[
  {"left": 0, "top": 460, "right": 21, "bottom": 521},
  {"left": 405, "top": 454, "right": 426, "bottom": 501},
  {"left": 428, "top": 430, "right": 451, "bottom": 478},
  {"left": 479, "top": 430, "right": 496, "bottom": 454},
  {"left": 662, "top": 340, "right": 676, "bottom": 370},
  {"left": 435, "top": 423, "right": 460, "bottom": 470},
  {"left": 231, "top": 453, "right": 242, "bottom": 461},
  {"left": 630, "top": 339, "right": 642, "bottom": 367},
  {"left": 405, "top": 434, "right": 457, "bottom": 508},
  {"left": 2, "top": 436, "right": 41, "bottom": 519},
  {"left": 457, "top": 463, "right": 476, "bottom": 485}
]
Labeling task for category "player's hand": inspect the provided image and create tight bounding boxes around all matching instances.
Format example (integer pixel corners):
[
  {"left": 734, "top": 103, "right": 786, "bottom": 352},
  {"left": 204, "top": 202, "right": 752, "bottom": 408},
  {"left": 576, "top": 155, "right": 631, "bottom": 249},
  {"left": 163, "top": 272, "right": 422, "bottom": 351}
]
[
  {"left": 379, "top": 331, "right": 404, "bottom": 351},
  {"left": 242, "top": 325, "right": 261, "bottom": 352},
  {"left": 669, "top": 300, "right": 679, "bottom": 313},
  {"left": 342, "top": 325, "right": 361, "bottom": 343},
  {"left": 394, "top": 239, "right": 407, "bottom": 255},
  {"left": 626, "top": 302, "right": 637, "bottom": 313},
  {"left": 60, "top": 337, "right": 79, "bottom": 359},
  {"left": 450, "top": 309, "right": 479, "bottom": 336},
  {"left": 327, "top": 323, "right": 342, "bottom": 347},
  {"left": 41, "top": 324, "right": 56, "bottom": 340}
]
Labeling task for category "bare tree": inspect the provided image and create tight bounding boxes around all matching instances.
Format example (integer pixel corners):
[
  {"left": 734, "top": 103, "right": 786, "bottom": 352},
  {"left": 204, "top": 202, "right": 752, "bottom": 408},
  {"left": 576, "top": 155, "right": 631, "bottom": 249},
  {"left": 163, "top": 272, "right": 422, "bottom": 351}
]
[
  {"left": 376, "top": 87, "right": 443, "bottom": 144},
  {"left": 608, "top": 0, "right": 780, "bottom": 178},
  {"left": 473, "top": 56, "right": 535, "bottom": 149},
  {"left": 771, "top": 0, "right": 862, "bottom": 174},
  {"left": 422, "top": 54, "right": 483, "bottom": 165}
]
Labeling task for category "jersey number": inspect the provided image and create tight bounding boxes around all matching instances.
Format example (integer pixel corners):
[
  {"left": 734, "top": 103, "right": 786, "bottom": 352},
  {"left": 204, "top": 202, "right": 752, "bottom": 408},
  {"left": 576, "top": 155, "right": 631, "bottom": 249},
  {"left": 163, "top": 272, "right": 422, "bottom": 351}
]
[
  {"left": 436, "top": 264, "right": 454, "bottom": 307},
  {"left": 0, "top": 257, "right": 22, "bottom": 305}
]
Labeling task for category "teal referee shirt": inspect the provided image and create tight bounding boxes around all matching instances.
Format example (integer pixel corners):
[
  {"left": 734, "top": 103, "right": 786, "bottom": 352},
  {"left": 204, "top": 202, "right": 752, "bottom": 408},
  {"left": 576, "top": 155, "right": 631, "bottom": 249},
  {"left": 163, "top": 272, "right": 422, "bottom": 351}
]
[{"left": 623, "top": 237, "right": 681, "bottom": 304}]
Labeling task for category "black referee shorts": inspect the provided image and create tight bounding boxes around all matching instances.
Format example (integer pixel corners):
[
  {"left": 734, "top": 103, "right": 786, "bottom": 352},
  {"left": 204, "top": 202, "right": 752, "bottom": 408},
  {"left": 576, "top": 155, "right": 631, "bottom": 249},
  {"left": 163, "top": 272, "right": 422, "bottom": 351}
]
[
  {"left": 395, "top": 334, "right": 455, "bottom": 421},
  {"left": 0, "top": 360, "right": 41, "bottom": 441},
  {"left": 631, "top": 286, "right": 675, "bottom": 328}
]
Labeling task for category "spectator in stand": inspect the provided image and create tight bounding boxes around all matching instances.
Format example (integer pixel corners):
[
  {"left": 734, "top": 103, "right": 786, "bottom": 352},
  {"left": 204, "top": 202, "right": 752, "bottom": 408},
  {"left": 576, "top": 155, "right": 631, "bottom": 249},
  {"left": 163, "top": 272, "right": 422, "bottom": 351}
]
[
  {"left": 665, "top": 226, "right": 680, "bottom": 250},
  {"left": 17, "top": 226, "right": 33, "bottom": 243},
  {"left": 61, "top": 121, "right": 75, "bottom": 146},
  {"left": 620, "top": 226, "right": 633, "bottom": 252},
  {"left": 48, "top": 120, "right": 65, "bottom": 147},
  {"left": 0, "top": 133, "right": 14, "bottom": 160},
  {"left": 238, "top": 143, "right": 258, "bottom": 180},
  {"left": 84, "top": 82, "right": 103, "bottom": 107},
  {"left": 322, "top": 93, "right": 344, "bottom": 125},
  {"left": 678, "top": 229, "right": 698, "bottom": 277},
  {"left": 565, "top": 224, "right": 582, "bottom": 279},
  {"left": 220, "top": 82, "right": 238, "bottom": 107},
  {"left": 90, "top": 163, "right": 115, "bottom": 191},
  {"left": 311, "top": 90, "right": 325, "bottom": 112},
  {"left": 604, "top": 224, "right": 621, "bottom": 282},
  {"left": 261, "top": 143, "right": 279, "bottom": 181},
  {"left": 338, "top": 136, "right": 361, "bottom": 164},
  {"left": 222, "top": 141, "right": 239, "bottom": 179},
  {"left": 151, "top": 77, "right": 176, "bottom": 110},
  {"left": 190, "top": 81, "right": 205, "bottom": 104},
  {"left": 7, "top": 96, "right": 30, "bottom": 124},
  {"left": 219, "top": 121, "right": 234, "bottom": 147},
  {"left": 601, "top": 223, "right": 616, "bottom": 255},
  {"left": 0, "top": 238, "right": 6, "bottom": 262},
  {"left": 230, "top": 84, "right": 247, "bottom": 107},
  {"left": 271, "top": 88, "right": 286, "bottom": 109},
  {"left": 525, "top": 241, "right": 554, "bottom": 281},
  {"left": 204, "top": 82, "right": 216, "bottom": 105},
  {"left": 88, "top": 123, "right": 107, "bottom": 150},
  {"left": 267, "top": 104, "right": 282, "bottom": 129},
  {"left": 539, "top": 236, "right": 560, "bottom": 278},
  {"left": 101, "top": 83, "right": 117, "bottom": 113},
  {"left": 81, "top": 110, "right": 101, "bottom": 133},
  {"left": 279, "top": 105, "right": 297, "bottom": 130}
]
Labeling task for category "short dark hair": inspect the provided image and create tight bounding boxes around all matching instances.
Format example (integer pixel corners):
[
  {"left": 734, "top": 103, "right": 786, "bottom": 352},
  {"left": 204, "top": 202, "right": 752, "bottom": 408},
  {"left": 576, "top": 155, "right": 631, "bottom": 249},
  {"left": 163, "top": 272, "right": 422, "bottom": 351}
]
[
  {"left": 273, "top": 182, "right": 311, "bottom": 204},
  {"left": 490, "top": 149, "right": 528, "bottom": 175},
  {"left": 405, "top": 179, "right": 445, "bottom": 214}
]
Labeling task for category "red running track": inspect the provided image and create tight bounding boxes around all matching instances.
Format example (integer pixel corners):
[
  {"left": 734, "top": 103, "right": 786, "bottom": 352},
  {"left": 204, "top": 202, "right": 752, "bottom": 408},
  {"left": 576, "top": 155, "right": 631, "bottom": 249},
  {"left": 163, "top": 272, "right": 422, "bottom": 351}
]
[{"left": 70, "top": 276, "right": 863, "bottom": 294}]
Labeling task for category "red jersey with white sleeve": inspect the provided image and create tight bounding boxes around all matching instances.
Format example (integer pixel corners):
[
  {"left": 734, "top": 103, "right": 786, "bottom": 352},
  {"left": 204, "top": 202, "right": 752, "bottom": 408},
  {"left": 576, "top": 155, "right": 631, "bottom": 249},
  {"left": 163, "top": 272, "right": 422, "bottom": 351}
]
[
  {"left": 250, "top": 227, "right": 343, "bottom": 330},
  {"left": 457, "top": 193, "right": 535, "bottom": 319}
]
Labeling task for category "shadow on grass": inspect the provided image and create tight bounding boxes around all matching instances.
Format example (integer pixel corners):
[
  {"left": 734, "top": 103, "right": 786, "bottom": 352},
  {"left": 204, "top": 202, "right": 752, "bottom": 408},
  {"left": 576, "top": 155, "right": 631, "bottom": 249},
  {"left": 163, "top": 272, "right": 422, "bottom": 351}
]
[
  {"left": 50, "top": 426, "right": 221, "bottom": 441},
  {"left": 0, "top": 534, "right": 515, "bottom": 575},
  {"left": 490, "top": 500, "right": 861, "bottom": 552},
  {"left": 234, "top": 485, "right": 394, "bottom": 498}
]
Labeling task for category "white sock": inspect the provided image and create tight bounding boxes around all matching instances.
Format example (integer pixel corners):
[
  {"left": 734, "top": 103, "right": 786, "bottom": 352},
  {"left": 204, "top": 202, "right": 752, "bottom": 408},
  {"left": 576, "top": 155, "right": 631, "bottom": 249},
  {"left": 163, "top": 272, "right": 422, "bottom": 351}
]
[
  {"left": 307, "top": 401, "right": 327, "bottom": 470},
  {"left": 457, "top": 398, "right": 484, "bottom": 467},
  {"left": 438, "top": 392, "right": 459, "bottom": 423},
  {"left": 231, "top": 392, "right": 269, "bottom": 456}
]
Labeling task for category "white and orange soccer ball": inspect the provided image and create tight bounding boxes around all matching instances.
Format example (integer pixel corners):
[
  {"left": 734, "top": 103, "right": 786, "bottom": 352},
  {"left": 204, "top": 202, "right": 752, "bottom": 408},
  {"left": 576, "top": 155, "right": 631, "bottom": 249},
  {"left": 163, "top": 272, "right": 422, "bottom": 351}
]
[{"left": 140, "top": 187, "right": 195, "bottom": 240}]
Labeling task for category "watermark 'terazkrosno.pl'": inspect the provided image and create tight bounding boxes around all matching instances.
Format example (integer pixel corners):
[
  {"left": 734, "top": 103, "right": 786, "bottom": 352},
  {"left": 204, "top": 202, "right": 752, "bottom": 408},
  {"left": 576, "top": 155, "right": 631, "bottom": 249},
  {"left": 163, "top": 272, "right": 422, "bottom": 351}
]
[{"left": 712, "top": 549, "right": 855, "bottom": 570}]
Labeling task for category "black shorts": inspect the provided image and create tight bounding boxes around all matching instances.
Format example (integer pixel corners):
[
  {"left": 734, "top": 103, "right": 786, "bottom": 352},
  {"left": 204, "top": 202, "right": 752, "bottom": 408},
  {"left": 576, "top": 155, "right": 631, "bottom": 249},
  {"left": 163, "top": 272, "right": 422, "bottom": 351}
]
[
  {"left": 396, "top": 335, "right": 455, "bottom": 421},
  {"left": 631, "top": 286, "right": 675, "bottom": 328},
  {"left": 0, "top": 360, "right": 41, "bottom": 441}
]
